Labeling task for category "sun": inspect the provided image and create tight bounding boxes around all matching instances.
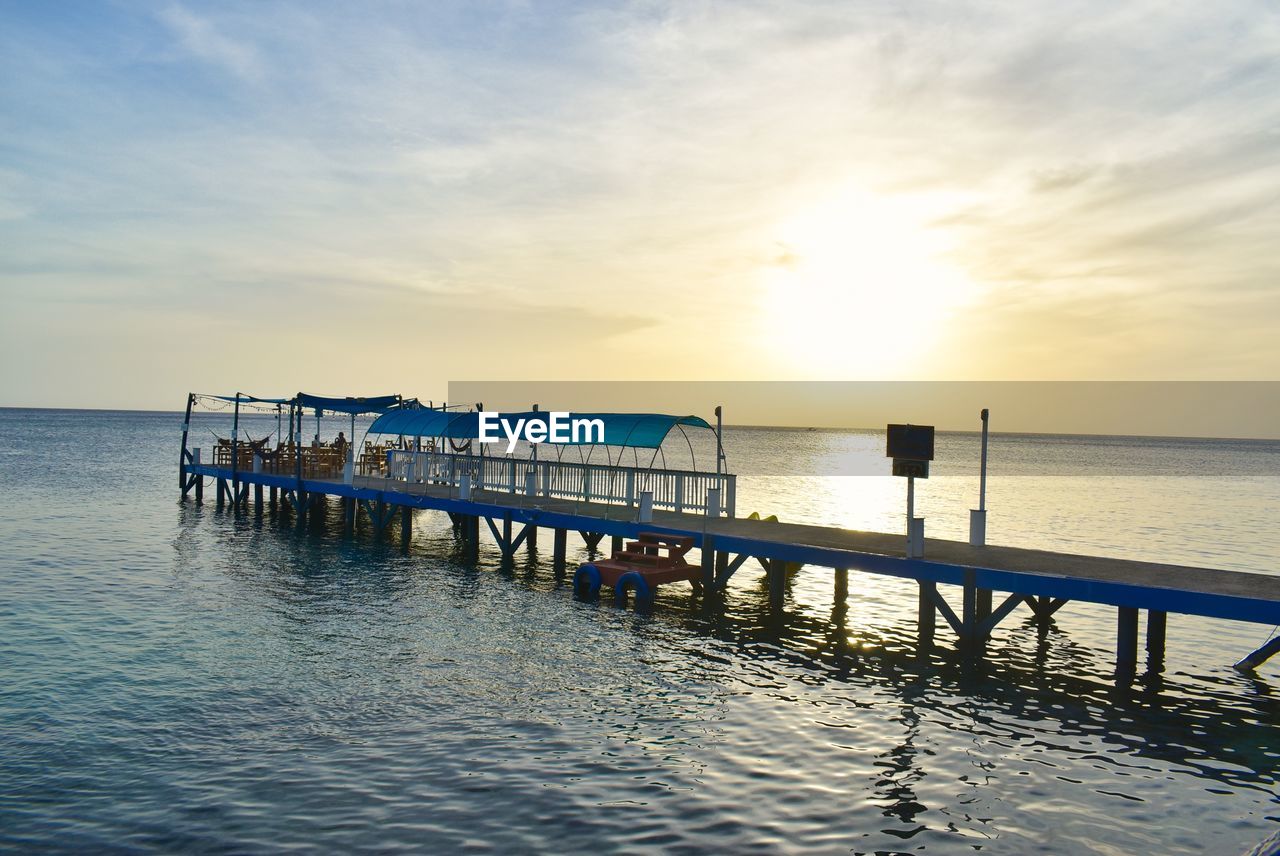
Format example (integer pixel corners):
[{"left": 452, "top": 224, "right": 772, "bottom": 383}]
[{"left": 759, "top": 185, "right": 975, "bottom": 376}]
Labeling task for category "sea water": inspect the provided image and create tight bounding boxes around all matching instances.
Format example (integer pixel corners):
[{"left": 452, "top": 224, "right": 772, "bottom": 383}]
[{"left": 1, "top": 408, "right": 1277, "bottom": 853}]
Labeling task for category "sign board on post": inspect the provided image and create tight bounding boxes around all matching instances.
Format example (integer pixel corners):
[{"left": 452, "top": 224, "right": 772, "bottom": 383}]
[
  {"left": 887, "top": 424, "right": 934, "bottom": 479},
  {"left": 887, "top": 423, "right": 935, "bottom": 559},
  {"left": 892, "top": 459, "right": 929, "bottom": 479},
  {"left": 886, "top": 424, "right": 935, "bottom": 462}
]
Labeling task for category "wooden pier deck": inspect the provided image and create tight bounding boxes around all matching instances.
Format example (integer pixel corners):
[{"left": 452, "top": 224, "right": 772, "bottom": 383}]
[{"left": 182, "top": 463, "right": 1280, "bottom": 676}]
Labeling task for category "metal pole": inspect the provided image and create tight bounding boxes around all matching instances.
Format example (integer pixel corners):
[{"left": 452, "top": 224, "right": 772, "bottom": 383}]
[
  {"left": 179, "top": 392, "right": 194, "bottom": 491},
  {"left": 906, "top": 475, "right": 914, "bottom": 533},
  {"left": 715, "top": 405, "right": 724, "bottom": 475},
  {"left": 293, "top": 396, "right": 303, "bottom": 488},
  {"left": 979, "top": 408, "right": 989, "bottom": 512},
  {"left": 231, "top": 392, "right": 241, "bottom": 487}
]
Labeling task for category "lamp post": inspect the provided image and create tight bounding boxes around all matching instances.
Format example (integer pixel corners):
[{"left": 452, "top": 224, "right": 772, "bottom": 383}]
[{"left": 969, "top": 408, "right": 989, "bottom": 546}]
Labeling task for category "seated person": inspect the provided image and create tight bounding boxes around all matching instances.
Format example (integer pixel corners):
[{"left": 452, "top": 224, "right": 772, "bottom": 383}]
[{"left": 334, "top": 431, "right": 349, "bottom": 459}]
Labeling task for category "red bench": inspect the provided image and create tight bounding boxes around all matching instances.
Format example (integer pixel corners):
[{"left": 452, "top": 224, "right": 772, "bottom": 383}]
[{"left": 574, "top": 532, "right": 700, "bottom": 604}]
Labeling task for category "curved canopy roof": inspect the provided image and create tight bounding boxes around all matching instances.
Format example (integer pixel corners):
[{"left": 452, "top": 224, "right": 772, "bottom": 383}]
[
  {"left": 202, "top": 393, "right": 403, "bottom": 414},
  {"left": 205, "top": 393, "right": 292, "bottom": 405},
  {"left": 367, "top": 410, "right": 712, "bottom": 449},
  {"left": 296, "top": 393, "right": 401, "bottom": 415}
]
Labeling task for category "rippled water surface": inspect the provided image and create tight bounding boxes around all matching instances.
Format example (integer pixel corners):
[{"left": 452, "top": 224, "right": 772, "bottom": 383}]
[{"left": 2, "top": 408, "right": 1278, "bottom": 853}]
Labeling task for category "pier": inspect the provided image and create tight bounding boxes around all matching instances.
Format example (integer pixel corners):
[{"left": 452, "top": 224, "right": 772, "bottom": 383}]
[{"left": 179, "top": 392, "right": 1280, "bottom": 680}]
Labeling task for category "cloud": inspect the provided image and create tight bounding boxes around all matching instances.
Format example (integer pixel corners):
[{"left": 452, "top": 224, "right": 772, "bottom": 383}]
[
  {"left": 157, "top": 4, "right": 263, "bottom": 82},
  {"left": 3, "top": 0, "right": 1280, "bottom": 407}
]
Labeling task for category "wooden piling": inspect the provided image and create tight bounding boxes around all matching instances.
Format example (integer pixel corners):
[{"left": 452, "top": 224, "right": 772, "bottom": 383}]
[
  {"left": 962, "top": 569, "right": 978, "bottom": 645},
  {"left": 918, "top": 581, "right": 936, "bottom": 645},
  {"left": 700, "top": 534, "right": 716, "bottom": 590},
  {"left": 1117, "top": 606, "right": 1139, "bottom": 679},
  {"left": 976, "top": 587, "right": 993, "bottom": 623},
  {"left": 553, "top": 528, "right": 568, "bottom": 575},
  {"left": 767, "top": 559, "right": 785, "bottom": 611},
  {"left": 1146, "top": 609, "right": 1167, "bottom": 670},
  {"left": 400, "top": 505, "right": 411, "bottom": 550},
  {"left": 835, "top": 567, "right": 848, "bottom": 604}
]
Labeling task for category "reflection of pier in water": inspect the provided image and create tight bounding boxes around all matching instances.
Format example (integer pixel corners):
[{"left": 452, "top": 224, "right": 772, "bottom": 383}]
[{"left": 178, "top": 500, "right": 1280, "bottom": 839}]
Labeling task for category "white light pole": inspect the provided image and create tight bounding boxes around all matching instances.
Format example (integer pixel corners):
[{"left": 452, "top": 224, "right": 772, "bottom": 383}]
[{"left": 969, "top": 408, "right": 989, "bottom": 546}]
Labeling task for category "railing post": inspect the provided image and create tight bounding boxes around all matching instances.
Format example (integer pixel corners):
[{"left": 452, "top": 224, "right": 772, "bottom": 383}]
[
  {"left": 625, "top": 469, "right": 636, "bottom": 507},
  {"left": 674, "top": 474, "right": 685, "bottom": 514},
  {"left": 706, "top": 487, "right": 721, "bottom": 518},
  {"left": 725, "top": 475, "right": 736, "bottom": 518}
]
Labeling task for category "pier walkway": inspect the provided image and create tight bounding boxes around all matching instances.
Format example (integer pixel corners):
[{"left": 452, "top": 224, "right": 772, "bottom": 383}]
[{"left": 182, "top": 462, "right": 1280, "bottom": 678}]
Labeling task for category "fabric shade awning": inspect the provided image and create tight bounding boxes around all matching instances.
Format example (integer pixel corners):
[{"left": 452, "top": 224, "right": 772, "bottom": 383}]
[
  {"left": 205, "top": 394, "right": 292, "bottom": 405},
  {"left": 296, "top": 393, "right": 402, "bottom": 415},
  {"left": 366, "top": 410, "right": 712, "bottom": 449}
]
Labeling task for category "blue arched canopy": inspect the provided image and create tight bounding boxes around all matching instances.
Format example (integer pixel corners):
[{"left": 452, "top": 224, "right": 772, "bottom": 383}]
[{"left": 367, "top": 410, "right": 712, "bottom": 449}]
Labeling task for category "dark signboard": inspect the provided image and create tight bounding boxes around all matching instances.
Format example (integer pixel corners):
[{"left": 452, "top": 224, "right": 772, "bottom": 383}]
[
  {"left": 886, "top": 424, "right": 935, "bottom": 461},
  {"left": 892, "top": 459, "right": 929, "bottom": 479}
]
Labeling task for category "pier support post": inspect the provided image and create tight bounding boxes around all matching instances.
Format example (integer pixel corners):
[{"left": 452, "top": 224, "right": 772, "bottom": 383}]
[
  {"left": 503, "top": 514, "right": 513, "bottom": 558},
  {"left": 976, "top": 587, "right": 992, "bottom": 624},
  {"left": 580, "top": 531, "right": 604, "bottom": 553},
  {"left": 918, "top": 581, "right": 936, "bottom": 645},
  {"left": 1029, "top": 596, "right": 1067, "bottom": 623},
  {"left": 195, "top": 475, "right": 203, "bottom": 505},
  {"left": 611, "top": 534, "right": 623, "bottom": 555},
  {"left": 466, "top": 516, "right": 479, "bottom": 563},
  {"left": 344, "top": 498, "right": 355, "bottom": 530},
  {"left": 254, "top": 483, "right": 263, "bottom": 513},
  {"left": 767, "top": 559, "right": 785, "bottom": 612},
  {"left": 216, "top": 478, "right": 227, "bottom": 509},
  {"left": 700, "top": 535, "right": 716, "bottom": 591},
  {"left": 1146, "top": 609, "right": 1167, "bottom": 671},
  {"left": 553, "top": 528, "right": 568, "bottom": 575},
  {"left": 526, "top": 525, "right": 537, "bottom": 551},
  {"left": 270, "top": 486, "right": 277, "bottom": 509},
  {"left": 1116, "top": 606, "right": 1139, "bottom": 681},
  {"left": 400, "top": 505, "right": 411, "bottom": 550},
  {"left": 835, "top": 567, "right": 848, "bottom": 605},
  {"left": 961, "top": 569, "right": 978, "bottom": 647}
]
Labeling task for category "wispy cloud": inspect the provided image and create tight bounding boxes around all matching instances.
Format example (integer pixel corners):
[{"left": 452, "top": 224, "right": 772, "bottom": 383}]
[
  {"left": 2, "top": 1, "right": 1279, "bottom": 407},
  {"left": 157, "top": 4, "right": 264, "bottom": 82}
]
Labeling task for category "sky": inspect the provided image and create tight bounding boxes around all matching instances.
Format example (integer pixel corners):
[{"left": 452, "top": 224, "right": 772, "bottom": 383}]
[{"left": 2, "top": 1, "right": 1279, "bottom": 414}]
